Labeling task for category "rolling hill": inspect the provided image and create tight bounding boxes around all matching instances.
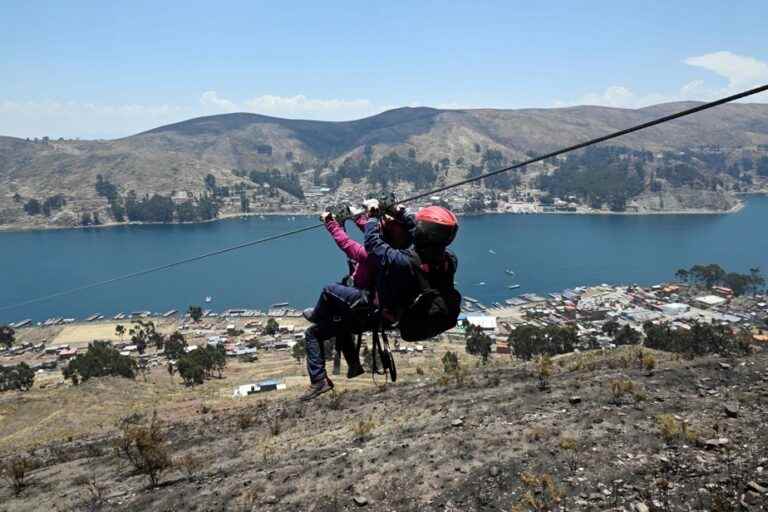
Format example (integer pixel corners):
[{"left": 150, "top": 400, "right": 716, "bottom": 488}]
[{"left": 1, "top": 101, "right": 767, "bottom": 228}]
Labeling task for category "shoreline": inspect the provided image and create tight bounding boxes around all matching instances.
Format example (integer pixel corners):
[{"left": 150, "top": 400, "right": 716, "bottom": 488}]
[{"left": 0, "top": 199, "right": 751, "bottom": 234}]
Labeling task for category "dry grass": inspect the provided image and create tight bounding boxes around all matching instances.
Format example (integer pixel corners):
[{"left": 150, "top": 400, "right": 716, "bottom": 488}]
[{"left": 656, "top": 414, "right": 700, "bottom": 443}]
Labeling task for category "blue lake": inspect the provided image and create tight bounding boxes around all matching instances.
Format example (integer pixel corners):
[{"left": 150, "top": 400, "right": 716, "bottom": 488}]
[{"left": 2, "top": 196, "right": 767, "bottom": 323}]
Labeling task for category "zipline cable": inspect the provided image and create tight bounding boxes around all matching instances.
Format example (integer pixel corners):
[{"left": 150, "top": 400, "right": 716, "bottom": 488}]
[{"left": 2, "top": 83, "right": 767, "bottom": 313}]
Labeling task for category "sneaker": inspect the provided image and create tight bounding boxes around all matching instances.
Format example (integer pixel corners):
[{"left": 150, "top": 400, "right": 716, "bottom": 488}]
[
  {"left": 347, "top": 361, "right": 365, "bottom": 379},
  {"left": 299, "top": 377, "right": 334, "bottom": 401}
]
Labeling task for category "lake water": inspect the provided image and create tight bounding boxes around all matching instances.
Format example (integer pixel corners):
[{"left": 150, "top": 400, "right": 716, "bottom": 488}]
[{"left": 2, "top": 196, "right": 767, "bottom": 324}]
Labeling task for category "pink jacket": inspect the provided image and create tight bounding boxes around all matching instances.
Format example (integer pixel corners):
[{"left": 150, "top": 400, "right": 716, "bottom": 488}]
[{"left": 325, "top": 215, "right": 375, "bottom": 290}]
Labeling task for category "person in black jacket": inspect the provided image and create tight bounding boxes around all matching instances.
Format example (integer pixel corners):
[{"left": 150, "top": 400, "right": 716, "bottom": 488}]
[{"left": 363, "top": 202, "right": 459, "bottom": 328}]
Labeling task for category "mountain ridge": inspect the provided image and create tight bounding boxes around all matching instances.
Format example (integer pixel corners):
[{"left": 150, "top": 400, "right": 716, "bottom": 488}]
[{"left": 1, "top": 101, "right": 767, "bottom": 228}]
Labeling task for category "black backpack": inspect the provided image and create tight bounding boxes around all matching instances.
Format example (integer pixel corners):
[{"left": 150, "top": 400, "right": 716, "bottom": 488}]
[{"left": 398, "top": 250, "right": 462, "bottom": 342}]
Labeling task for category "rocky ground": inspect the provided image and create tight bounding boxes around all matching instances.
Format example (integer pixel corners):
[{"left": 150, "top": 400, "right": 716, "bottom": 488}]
[{"left": 2, "top": 346, "right": 768, "bottom": 511}]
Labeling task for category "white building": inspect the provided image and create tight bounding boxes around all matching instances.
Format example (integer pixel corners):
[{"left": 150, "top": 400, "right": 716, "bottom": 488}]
[
  {"left": 694, "top": 295, "right": 727, "bottom": 308},
  {"left": 660, "top": 303, "right": 689, "bottom": 316}
]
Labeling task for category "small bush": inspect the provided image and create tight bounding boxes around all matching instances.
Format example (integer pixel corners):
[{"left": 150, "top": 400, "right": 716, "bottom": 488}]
[
  {"left": 114, "top": 412, "right": 172, "bottom": 487},
  {"left": 512, "top": 471, "right": 564, "bottom": 512},
  {"left": 656, "top": 414, "right": 699, "bottom": 443},
  {"left": 237, "top": 413, "right": 254, "bottom": 430},
  {"left": 353, "top": 417, "right": 376, "bottom": 442},
  {"left": 442, "top": 351, "right": 459, "bottom": 374},
  {"left": 270, "top": 415, "right": 281, "bottom": 437},
  {"left": 642, "top": 352, "right": 656, "bottom": 372},
  {"left": 177, "top": 454, "right": 204, "bottom": 481},
  {"left": 535, "top": 355, "right": 553, "bottom": 391},
  {"left": 2, "top": 455, "right": 34, "bottom": 495},
  {"left": 327, "top": 389, "right": 346, "bottom": 411}
]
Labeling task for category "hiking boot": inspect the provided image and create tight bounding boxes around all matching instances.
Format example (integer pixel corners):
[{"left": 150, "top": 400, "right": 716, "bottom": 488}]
[
  {"left": 302, "top": 308, "right": 316, "bottom": 323},
  {"left": 347, "top": 361, "right": 365, "bottom": 379},
  {"left": 299, "top": 377, "right": 334, "bottom": 401}
]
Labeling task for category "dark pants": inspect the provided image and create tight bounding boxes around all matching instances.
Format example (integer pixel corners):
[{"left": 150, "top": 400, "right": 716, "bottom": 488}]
[{"left": 305, "top": 283, "right": 369, "bottom": 383}]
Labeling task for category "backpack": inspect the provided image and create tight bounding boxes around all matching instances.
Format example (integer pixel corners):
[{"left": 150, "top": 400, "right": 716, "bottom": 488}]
[{"left": 398, "top": 250, "right": 462, "bottom": 342}]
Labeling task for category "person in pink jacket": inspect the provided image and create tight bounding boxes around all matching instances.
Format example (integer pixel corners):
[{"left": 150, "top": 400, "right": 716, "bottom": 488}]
[{"left": 322, "top": 212, "right": 375, "bottom": 290}]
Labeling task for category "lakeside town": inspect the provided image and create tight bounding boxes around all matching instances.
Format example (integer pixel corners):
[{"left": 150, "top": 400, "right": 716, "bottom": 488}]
[{"left": 4, "top": 274, "right": 767, "bottom": 395}]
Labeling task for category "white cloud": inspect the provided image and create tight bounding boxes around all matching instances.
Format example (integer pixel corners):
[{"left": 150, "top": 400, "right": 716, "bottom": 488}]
[
  {"left": 200, "top": 90, "right": 238, "bottom": 113},
  {"left": 242, "top": 94, "right": 377, "bottom": 120},
  {"left": 684, "top": 51, "right": 768, "bottom": 88},
  {"left": 555, "top": 51, "right": 768, "bottom": 109},
  {"left": 0, "top": 92, "right": 385, "bottom": 139}
]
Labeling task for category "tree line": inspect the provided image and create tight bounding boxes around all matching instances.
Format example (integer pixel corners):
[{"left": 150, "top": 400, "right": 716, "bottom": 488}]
[
  {"left": 95, "top": 175, "right": 220, "bottom": 223},
  {"left": 674, "top": 264, "right": 765, "bottom": 296}
]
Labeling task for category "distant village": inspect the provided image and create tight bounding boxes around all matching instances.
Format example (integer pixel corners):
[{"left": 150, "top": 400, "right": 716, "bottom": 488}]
[{"left": 3, "top": 275, "right": 767, "bottom": 397}]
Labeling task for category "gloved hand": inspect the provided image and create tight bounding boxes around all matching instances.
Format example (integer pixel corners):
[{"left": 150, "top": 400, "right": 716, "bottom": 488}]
[
  {"left": 362, "top": 198, "right": 380, "bottom": 216},
  {"left": 348, "top": 205, "right": 365, "bottom": 218},
  {"left": 320, "top": 211, "right": 333, "bottom": 223}
]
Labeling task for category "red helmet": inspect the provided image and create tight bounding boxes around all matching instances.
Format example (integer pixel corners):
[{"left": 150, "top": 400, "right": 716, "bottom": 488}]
[{"left": 414, "top": 206, "right": 458, "bottom": 248}]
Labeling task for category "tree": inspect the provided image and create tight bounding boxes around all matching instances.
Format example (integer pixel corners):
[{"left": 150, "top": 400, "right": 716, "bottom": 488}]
[
  {"left": 23, "top": 199, "right": 41, "bottom": 215},
  {"left": 613, "top": 325, "right": 641, "bottom": 346},
  {"left": 509, "top": 325, "right": 577, "bottom": 361},
  {"left": 291, "top": 340, "right": 306, "bottom": 363},
  {"left": 204, "top": 174, "right": 217, "bottom": 192},
  {"left": 601, "top": 320, "right": 620, "bottom": 337},
  {"left": 164, "top": 331, "right": 188, "bottom": 360},
  {"left": 63, "top": 341, "right": 137, "bottom": 384},
  {"left": 129, "top": 321, "right": 160, "bottom": 355},
  {"left": 115, "top": 324, "right": 125, "bottom": 341},
  {"left": 465, "top": 324, "right": 492, "bottom": 364},
  {"left": 265, "top": 318, "right": 279, "bottom": 336},
  {"left": 80, "top": 212, "right": 93, "bottom": 226},
  {"left": 177, "top": 355, "right": 204, "bottom": 385},
  {"left": 0, "top": 325, "right": 15, "bottom": 349},
  {"left": 689, "top": 264, "right": 726, "bottom": 288},
  {"left": 0, "top": 363, "right": 35, "bottom": 392},
  {"left": 188, "top": 305, "right": 203, "bottom": 323},
  {"left": 674, "top": 268, "right": 689, "bottom": 283}
]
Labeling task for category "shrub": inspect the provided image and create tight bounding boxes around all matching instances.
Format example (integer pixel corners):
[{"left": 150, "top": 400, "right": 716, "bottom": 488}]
[
  {"left": 535, "top": 355, "right": 553, "bottom": 391},
  {"left": 442, "top": 351, "right": 459, "bottom": 374},
  {"left": 512, "top": 472, "right": 564, "bottom": 512},
  {"left": 63, "top": 341, "right": 136, "bottom": 384},
  {"left": 608, "top": 378, "right": 638, "bottom": 405},
  {"left": 237, "top": 413, "right": 254, "bottom": 430},
  {"left": 656, "top": 414, "right": 699, "bottom": 444},
  {"left": 2, "top": 455, "right": 34, "bottom": 495},
  {"left": 176, "top": 454, "right": 204, "bottom": 481},
  {"left": 114, "top": 412, "right": 172, "bottom": 487},
  {"left": 353, "top": 417, "right": 376, "bottom": 442}
]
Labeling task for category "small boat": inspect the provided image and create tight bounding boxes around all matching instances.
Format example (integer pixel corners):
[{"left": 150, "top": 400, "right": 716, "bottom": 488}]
[
  {"left": 505, "top": 269, "right": 515, "bottom": 276},
  {"left": 508, "top": 284, "right": 520, "bottom": 289},
  {"left": 464, "top": 296, "right": 479, "bottom": 303},
  {"left": 477, "top": 281, "right": 486, "bottom": 286},
  {"left": 488, "top": 249, "right": 496, "bottom": 255},
  {"left": 205, "top": 296, "right": 212, "bottom": 303}
]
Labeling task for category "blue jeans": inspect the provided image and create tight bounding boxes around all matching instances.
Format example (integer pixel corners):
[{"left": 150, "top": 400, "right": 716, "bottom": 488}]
[{"left": 305, "top": 283, "right": 369, "bottom": 383}]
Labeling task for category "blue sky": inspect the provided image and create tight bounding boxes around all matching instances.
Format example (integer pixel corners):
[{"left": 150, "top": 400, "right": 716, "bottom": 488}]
[{"left": 1, "top": 0, "right": 767, "bottom": 138}]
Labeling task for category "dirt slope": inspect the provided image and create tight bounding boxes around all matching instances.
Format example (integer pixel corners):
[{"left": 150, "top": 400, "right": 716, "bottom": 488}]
[{"left": 2, "top": 346, "right": 767, "bottom": 511}]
